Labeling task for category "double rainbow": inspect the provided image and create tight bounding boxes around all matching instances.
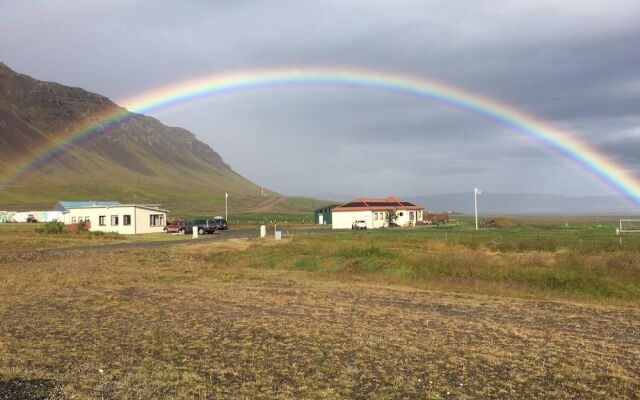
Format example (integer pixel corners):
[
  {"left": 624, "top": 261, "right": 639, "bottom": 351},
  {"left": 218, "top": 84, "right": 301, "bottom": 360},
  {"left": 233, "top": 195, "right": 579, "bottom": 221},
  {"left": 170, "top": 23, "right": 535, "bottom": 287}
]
[{"left": 2, "top": 67, "right": 639, "bottom": 206}]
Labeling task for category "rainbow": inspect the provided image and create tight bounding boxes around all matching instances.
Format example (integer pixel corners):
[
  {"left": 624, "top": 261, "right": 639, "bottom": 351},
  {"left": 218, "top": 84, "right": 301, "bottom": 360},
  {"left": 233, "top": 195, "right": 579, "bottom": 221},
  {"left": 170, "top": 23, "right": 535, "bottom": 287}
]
[{"left": 2, "top": 67, "right": 639, "bottom": 205}]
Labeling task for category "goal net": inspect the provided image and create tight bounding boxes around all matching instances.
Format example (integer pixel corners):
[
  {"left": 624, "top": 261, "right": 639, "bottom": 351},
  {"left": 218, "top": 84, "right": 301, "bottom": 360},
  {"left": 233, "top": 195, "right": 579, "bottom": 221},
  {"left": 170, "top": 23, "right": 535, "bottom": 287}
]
[{"left": 617, "top": 219, "right": 640, "bottom": 235}]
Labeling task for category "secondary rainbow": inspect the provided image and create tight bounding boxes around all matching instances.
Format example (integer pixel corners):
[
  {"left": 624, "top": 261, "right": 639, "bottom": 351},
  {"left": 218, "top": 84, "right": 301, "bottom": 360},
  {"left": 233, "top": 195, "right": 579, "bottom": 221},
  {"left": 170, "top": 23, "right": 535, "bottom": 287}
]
[{"left": 2, "top": 67, "right": 639, "bottom": 206}]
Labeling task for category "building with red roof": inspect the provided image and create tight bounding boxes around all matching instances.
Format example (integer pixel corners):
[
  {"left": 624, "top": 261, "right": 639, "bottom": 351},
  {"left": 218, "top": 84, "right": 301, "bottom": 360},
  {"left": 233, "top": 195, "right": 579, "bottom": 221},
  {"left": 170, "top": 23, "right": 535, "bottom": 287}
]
[{"left": 331, "top": 196, "right": 424, "bottom": 229}]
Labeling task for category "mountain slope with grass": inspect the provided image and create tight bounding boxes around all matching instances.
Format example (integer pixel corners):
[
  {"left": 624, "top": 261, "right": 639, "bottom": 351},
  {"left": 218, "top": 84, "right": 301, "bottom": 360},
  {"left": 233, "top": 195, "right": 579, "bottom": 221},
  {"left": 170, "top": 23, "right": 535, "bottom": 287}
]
[{"left": 0, "top": 63, "right": 325, "bottom": 213}]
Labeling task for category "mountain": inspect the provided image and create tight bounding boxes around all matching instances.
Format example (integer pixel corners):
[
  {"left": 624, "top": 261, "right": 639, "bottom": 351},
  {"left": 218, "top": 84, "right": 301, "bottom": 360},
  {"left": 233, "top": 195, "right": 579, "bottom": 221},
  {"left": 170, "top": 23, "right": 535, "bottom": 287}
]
[
  {"left": 0, "top": 63, "right": 325, "bottom": 214},
  {"left": 407, "top": 192, "right": 640, "bottom": 215}
]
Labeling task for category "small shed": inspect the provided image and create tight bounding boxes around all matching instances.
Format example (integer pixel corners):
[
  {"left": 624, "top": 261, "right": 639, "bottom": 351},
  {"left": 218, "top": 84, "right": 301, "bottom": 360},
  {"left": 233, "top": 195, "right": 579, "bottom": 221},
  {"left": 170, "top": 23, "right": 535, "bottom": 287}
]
[{"left": 314, "top": 204, "right": 339, "bottom": 225}]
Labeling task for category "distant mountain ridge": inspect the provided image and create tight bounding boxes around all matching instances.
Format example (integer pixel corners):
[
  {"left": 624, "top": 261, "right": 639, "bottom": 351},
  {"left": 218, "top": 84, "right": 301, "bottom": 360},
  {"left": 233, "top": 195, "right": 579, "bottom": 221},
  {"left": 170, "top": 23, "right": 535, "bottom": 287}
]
[
  {"left": 0, "top": 62, "right": 310, "bottom": 213},
  {"left": 406, "top": 192, "right": 640, "bottom": 215}
]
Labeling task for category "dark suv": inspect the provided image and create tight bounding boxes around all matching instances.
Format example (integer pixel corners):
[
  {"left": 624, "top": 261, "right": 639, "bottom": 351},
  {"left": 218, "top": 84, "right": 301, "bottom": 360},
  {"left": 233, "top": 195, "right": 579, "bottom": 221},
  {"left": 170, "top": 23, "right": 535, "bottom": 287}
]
[
  {"left": 212, "top": 216, "right": 228, "bottom": 230},
  {"left": 192, "top": 218, "right": 218, "bottom": 234}
]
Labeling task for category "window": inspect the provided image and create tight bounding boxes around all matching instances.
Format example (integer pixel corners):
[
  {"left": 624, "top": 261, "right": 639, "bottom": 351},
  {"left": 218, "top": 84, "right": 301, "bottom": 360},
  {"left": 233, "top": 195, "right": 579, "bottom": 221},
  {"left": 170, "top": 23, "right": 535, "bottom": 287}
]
[
  {"left": 111, "top": 215, "right": 119, "bottom": 226},
  {"left": 398, "top": 212, "right": 404, "bottom": 217},
  {"left": 85, "top": 216, "right": 90, "bottom": 221},
  {"left": 374, "top": 213, "right": 378, "bottom": 220},
  {"left": 72, "top": 217, "right": 77, "bottom": 223},
  {"left": 123, "top": 215, "right": 131, "bottom": 226},
  {"left": 409, "top": 211, "right": 415, "bottom": 220},
  {"left": 149, "top": 214, "right": 164, "bottom": 227},
  {"left": 99, "top": 216, "right": 106, "bottom": 226}
]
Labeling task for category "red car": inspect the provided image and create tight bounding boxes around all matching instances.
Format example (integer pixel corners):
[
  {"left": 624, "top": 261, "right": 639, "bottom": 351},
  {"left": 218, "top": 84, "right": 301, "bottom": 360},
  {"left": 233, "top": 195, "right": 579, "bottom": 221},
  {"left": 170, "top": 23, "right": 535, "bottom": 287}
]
[{"left": 163, "top": 219, "right": 189, "bottom": 233}]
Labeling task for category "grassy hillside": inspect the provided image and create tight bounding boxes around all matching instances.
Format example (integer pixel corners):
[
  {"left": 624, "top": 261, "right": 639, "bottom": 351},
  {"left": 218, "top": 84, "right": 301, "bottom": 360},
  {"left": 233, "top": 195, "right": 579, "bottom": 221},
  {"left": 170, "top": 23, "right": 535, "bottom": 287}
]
[{"left": 0, "top": 63, "right": 329, "bottom": 213}]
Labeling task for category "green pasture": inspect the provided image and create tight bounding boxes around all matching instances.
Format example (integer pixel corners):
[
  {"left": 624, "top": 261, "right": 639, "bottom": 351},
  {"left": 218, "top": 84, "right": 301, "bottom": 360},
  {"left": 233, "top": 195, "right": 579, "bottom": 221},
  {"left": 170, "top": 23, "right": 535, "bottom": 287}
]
[{"left": 206, "top": 216, "right": 640, "bottom": 305}]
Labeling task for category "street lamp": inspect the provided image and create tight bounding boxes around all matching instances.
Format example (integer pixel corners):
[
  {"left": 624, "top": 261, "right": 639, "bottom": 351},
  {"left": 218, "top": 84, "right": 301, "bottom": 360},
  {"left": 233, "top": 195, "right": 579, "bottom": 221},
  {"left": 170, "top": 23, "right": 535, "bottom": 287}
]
[{"left": 474, "top": 187, "right": 482, "bottom": 231}]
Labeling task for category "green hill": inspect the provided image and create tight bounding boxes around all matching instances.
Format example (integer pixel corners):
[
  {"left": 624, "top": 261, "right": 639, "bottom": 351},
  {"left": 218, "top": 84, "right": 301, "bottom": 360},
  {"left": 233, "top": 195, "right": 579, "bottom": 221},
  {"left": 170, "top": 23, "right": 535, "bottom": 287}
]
[{"left": 0, "top": 63, "right": 327, "bottom": 214}]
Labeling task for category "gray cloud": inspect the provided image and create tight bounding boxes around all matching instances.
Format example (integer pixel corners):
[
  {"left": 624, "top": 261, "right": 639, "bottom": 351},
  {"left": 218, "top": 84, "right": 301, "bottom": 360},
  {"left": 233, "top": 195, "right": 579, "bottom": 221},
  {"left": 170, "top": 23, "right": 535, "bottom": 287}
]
[{"left": 1, "top": 0, "right": 639, "bottom": 198}]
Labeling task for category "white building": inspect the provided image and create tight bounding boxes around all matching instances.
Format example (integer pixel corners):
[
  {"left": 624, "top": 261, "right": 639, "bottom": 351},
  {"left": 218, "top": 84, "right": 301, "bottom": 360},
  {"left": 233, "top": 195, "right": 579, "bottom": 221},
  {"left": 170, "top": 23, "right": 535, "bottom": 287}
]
[
  {"left": 63, "top": 204, "right": 168, "bottom": 234},
  {"left": 9, "top": 211, "right": 63, "bottom": 223},
  {"left": 331, "top": 197, "right": 424, "bottom": 229}
]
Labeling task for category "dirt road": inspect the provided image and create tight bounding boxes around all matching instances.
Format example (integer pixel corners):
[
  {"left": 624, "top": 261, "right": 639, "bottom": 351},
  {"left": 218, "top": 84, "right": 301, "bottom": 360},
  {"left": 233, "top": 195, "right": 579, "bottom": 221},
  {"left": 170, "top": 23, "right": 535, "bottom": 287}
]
[{"left": 3, "top": 227, "right": 335, "bottom": 255}]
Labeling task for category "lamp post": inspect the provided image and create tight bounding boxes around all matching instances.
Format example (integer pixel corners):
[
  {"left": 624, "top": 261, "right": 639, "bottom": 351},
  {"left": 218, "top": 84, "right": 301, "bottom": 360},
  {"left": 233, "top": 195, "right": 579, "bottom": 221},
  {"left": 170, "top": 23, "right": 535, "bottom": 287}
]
[
  {"left": 474, "top": 187, "right": 482, "bottom": 231},
  {"left": 225, "top": 192, "right": 229, "bottom": 222}
]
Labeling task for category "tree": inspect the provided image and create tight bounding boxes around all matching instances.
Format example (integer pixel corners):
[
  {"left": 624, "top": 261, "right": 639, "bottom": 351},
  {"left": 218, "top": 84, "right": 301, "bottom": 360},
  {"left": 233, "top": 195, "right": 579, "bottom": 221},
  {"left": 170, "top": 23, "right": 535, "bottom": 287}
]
[{"left": 388, "top": 209, "right": 399, "bottom": 227}]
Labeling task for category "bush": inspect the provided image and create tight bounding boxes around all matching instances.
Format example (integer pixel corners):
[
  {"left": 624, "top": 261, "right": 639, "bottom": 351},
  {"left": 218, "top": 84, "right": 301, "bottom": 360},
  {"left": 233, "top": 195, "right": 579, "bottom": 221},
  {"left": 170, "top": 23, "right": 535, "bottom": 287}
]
[
  {"left": 35, "top": 221, "right": 65, "bottom": 234},
  {"left": 86, "top": 231, "right": 123, "bottom": 240}
]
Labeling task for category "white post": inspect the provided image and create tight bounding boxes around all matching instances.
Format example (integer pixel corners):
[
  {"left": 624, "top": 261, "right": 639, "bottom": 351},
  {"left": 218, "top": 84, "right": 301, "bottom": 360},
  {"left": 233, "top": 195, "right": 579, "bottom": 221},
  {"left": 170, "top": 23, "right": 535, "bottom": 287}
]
[
  {"left": 474, "top": 187, "right": 481, "bottom": 231},
  {"left": 260, "top": 225, "right": 266, "bottom": 238},
  {"left": 225, "top": 192, "right": 228, "bottom": 222}
]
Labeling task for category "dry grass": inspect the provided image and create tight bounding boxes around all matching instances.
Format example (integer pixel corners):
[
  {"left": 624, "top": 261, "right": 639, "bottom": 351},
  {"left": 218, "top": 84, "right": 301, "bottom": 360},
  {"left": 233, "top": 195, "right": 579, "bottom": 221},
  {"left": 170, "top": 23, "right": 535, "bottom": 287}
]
[
  {"left": 0, "top": 223, "right": 125, "bottom": 251},
  {"left": 1, "top": 235, "right": 639, "bottom": 399},
  {"left": 0, "top": 224, "right": 208, "bottom": 253}
]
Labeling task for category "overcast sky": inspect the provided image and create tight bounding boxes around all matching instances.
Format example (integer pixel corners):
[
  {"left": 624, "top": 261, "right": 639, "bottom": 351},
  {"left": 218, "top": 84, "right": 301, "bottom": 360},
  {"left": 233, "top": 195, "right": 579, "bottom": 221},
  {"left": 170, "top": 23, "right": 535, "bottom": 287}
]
[{"left": 1, "top": 0, "right": 639, "bottom": 199}]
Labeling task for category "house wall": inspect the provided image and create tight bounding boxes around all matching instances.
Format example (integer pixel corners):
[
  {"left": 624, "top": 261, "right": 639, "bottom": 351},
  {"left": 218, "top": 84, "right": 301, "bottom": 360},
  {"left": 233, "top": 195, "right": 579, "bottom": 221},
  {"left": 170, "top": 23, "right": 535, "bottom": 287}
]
[
  {"left": 369, "top": 211, "right": 388, "bottom": 228},
  {"left": 331, "top": 211, "right": 373, "bottom": 229},
  {"left": 65, "top": 206, "right": 166, "bottom": 234},
  {"left": 394, "top": 209, "right": 423, "bottom": 227},
  {"left": 135, "top": 207, "right": 166, "bottom": 234},
  {"left": 10, "top": 211, "right": 63, "bottom": 223},
  {"left": 314, "top": 206, "right": 336, "bottom": 224},
  {"left": 0, "top": 211, "right": 15, "bottom": 223},
  {"left": 332, "top": 209, "right": 424, "bottom": 229}
]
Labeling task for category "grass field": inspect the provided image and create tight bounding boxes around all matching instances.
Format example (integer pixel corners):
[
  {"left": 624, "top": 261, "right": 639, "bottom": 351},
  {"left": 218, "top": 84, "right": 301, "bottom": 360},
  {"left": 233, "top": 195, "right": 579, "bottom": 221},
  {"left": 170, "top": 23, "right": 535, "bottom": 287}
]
[
  {"left": 0, "top": 223, "right": 196, "bottom": 251},
  {"left": 1, "top": 217, "right": 639, "bottom": 398},
  {"left": 208, "top": 213, "right": 314, "bottom": 226}
]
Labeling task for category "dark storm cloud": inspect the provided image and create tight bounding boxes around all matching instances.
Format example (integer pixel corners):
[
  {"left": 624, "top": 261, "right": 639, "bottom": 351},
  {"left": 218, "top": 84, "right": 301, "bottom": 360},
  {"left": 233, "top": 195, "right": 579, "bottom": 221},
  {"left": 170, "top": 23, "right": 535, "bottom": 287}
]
[{"left": 1, "top": 0, "right": 639, "bottom": 197}]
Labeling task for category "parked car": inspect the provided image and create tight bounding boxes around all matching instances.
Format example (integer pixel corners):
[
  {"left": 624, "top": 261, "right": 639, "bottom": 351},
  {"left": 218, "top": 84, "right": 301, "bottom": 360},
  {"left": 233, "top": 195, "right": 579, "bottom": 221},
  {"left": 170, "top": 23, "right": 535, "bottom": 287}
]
[
  {"left": 192, "top": 218, "right": 218, "bottom": 234},
  {"left": 178, "top": 222, "right": 195, "bottom": 234},
  {"left": 26, "top": 214, "right": 38, "bottom": 223},
  {"left": 164, "top": 219, "right": 189, "bottom": 233},
  {"left": 352, "top": 220, "right": 367, "bottom": 230},
  {"left": 212, "top": 216, "right": 228, "bottom": 230}
]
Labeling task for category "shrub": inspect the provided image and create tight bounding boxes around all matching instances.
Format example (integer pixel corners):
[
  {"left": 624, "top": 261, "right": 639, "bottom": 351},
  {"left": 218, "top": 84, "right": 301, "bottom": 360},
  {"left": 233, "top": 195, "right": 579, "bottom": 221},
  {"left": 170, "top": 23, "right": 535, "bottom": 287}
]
[
  {"left": 86, "top": 231, "right": 124, "bottom": 240},
  {"left": 35, "top": 221, "right": 65, "bottom": 234}
]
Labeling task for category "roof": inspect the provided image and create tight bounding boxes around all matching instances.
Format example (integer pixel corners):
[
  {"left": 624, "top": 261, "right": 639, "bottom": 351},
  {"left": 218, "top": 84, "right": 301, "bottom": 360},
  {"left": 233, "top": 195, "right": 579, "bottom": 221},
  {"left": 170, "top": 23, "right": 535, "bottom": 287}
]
[
  {"left": 53, "top": 201, "right": 120, "bottom": 211},
  {"left": 62, "top": 204, "right": 169, "bottom": 213},
  {"left": 332, "top": 197, "right": 424, "bottom": 212},
  {"left": 314, "top": 204, "right": 340, "bottom": 213}
]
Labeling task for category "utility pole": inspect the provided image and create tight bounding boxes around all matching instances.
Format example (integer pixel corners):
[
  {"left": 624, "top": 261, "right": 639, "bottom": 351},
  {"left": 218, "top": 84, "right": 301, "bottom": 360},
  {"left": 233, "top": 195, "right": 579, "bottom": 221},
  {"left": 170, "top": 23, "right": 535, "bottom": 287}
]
[
  {"left": 474, "top": 187, "right": 482, "bottom": 231},
  {"left": 225, "top": 192, "right": 229, "bottom": 222}
]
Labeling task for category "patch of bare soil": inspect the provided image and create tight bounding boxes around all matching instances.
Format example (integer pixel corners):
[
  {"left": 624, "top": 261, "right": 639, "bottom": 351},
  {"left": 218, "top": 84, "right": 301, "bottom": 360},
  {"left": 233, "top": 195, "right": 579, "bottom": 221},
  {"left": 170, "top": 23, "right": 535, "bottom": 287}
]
[
  {"left": 250, "top": 196, "right": 288, "bottom": 213},
  {"left": 0, "top": 378, "right": 64, "bottom": 400}
]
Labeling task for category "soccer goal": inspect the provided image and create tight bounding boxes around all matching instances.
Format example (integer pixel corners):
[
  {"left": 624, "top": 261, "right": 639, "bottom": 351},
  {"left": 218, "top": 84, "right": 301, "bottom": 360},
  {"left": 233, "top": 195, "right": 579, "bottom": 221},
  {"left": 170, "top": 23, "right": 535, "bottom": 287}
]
[{"left": 616, "top": 219, "right": 640, "bottom": 235}]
